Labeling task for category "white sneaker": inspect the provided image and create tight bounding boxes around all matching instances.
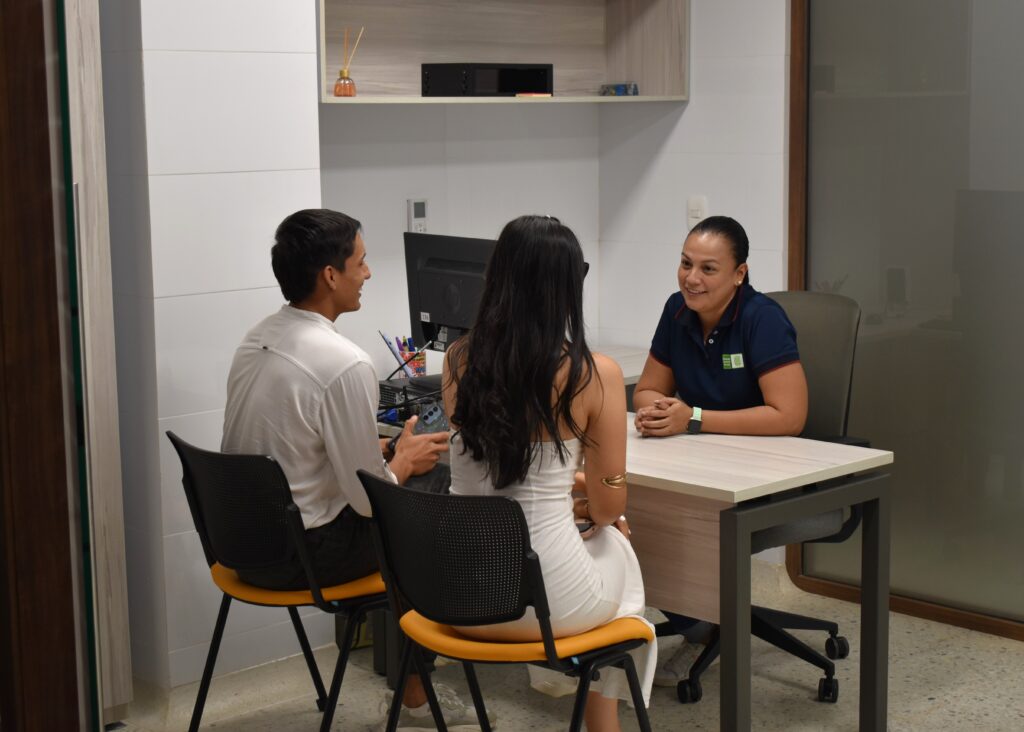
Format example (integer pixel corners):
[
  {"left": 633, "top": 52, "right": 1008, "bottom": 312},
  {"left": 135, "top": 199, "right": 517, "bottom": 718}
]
[
  {"left": 377, "top": 682, "right": 496, "bottom": 731},
  {"left": 653, "top": 640, "right": 705, "bottom": 688}
]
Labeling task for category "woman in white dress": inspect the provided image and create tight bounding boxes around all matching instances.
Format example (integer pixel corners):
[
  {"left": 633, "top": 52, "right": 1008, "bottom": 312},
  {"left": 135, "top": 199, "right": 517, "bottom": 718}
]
[{"left": 441, "top": 215, "right": 656, "bottom": 732}]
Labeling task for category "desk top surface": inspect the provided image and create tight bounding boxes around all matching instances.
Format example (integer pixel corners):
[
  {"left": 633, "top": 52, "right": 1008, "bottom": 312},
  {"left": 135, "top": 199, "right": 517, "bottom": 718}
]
[{"left": 624, "top": 415, "right": 893, "bottom": 504}]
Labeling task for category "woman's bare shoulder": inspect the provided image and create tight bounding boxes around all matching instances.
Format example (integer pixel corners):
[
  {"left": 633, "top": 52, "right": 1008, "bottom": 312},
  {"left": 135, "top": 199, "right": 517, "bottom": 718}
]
[{"left": 589, "top": 351, "right": 625, "bottom": 384}]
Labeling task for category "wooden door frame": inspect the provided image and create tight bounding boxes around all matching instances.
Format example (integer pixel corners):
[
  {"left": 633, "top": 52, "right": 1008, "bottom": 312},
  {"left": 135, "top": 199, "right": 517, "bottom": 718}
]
[
  {"left": 0, "top": 0, "right": 90, "bottom": 727},
  {"left": 785, "top": 0, "right": 1024, "bottom": 642}
]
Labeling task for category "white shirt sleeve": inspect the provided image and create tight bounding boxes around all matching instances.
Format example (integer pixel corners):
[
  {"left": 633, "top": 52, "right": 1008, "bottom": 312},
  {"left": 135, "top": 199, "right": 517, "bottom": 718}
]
[{"left": 320, "top": 359, "right": 397, "bottom": 517}]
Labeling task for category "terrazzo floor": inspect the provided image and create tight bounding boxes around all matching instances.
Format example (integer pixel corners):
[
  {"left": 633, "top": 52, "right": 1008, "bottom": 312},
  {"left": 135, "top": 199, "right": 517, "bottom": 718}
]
[{"left": 118, "top": 562, "right": 1024, "bottom": 731}]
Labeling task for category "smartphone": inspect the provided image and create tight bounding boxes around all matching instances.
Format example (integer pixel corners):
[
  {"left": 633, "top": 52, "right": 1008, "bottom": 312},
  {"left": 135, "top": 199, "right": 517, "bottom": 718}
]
[
  {"left": 576, "top": 520, "right": 595, "bottom": 534},
  {"left": 413, "top": 401, "right": 449, "bottom": 435}
]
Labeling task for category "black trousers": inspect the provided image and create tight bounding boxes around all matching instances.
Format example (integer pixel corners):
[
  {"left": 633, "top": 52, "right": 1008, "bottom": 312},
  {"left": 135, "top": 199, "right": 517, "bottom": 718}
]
[
  {"left": 237, "top": 463, "right": 452, "bottom": 592},
  {"left": 237, "top": 504, "right": 378, "bottom": 591}
]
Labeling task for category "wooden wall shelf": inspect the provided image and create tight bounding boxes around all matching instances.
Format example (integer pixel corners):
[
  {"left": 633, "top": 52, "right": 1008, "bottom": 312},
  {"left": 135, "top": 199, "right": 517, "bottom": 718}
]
[
  {"left": 320, "top": 94, "right": 687, "bottom": 105},
  {"left": 319, "top": 0, "right": 689, "bottom": 104}
]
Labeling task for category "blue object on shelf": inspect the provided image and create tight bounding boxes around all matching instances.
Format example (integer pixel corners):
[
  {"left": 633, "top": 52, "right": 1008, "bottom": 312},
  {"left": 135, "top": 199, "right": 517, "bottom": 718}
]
[{"left": 599, "top": 82, "right": 639, "bottom": 96}]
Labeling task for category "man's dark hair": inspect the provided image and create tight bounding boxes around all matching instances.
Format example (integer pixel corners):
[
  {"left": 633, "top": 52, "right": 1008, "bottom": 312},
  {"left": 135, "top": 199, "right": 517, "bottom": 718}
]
[{"left": 271, "top": 209, "right": 362, "bottom": 303}]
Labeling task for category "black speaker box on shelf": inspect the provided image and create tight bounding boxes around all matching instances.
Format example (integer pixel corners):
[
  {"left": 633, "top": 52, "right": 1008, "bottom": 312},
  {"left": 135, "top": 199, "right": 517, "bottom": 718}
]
[{"left": 421, "top": 63, "right": 553, "bottom": 97}]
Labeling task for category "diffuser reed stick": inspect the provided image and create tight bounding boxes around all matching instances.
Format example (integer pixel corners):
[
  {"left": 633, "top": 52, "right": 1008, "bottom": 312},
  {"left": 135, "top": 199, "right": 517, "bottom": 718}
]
[{"left": 344, "top": 26, "right": 364, "bottom": 75}]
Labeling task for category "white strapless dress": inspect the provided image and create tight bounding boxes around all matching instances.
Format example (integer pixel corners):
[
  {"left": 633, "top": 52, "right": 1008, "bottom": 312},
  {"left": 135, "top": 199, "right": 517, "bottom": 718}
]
[{"left": 448, "top": 434, "right": 656, "bottom": 706}]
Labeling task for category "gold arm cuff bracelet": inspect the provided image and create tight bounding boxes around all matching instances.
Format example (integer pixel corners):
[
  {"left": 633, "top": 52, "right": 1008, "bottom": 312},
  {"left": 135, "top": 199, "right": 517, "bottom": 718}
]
[{"left": 600, "top": 473, "right": 628, "bottom": 489}]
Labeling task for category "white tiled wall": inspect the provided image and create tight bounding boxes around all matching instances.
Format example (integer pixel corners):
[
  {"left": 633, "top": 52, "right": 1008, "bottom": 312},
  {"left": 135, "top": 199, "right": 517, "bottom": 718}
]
[
  {"left": 142, "top": 51, "right": 320, "bottom": 176},
  {"left": 106, "top": 0, "right": 791, "bottom": 690},
  {"left": 102, "top": 0, "right": 325, "bottom": 689},
  {"left": 148, "top": 169, "right": 321, "bottom": 298},
  {"left": 139, "top": 0, "right": 315, "bottom": 53}
]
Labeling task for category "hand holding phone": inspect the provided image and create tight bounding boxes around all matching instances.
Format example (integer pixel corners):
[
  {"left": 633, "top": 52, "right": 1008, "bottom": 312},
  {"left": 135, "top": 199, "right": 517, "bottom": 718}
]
[{"left": 413, "top": 401, "right": 449, "bottom": 435}]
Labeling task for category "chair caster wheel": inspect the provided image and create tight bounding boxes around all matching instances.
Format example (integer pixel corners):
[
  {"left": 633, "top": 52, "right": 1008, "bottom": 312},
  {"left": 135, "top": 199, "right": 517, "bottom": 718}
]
[
  {"left": 677, "top": 678, "right": 702, "bottom": 704},
  {"left": 825, "top": 635, "right": 850, "bottom": 660},
  {"left": 817, "top": 677, "right": 839, "bottom": 703}
]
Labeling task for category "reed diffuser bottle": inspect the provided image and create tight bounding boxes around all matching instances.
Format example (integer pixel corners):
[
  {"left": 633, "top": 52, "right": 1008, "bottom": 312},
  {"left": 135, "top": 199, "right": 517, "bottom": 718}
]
[
  {"left": 333, "top": 26, "right": 364, "bottom": 97},
  {"left": 334, "top": 69, "right": 355, "bottom": 97}
]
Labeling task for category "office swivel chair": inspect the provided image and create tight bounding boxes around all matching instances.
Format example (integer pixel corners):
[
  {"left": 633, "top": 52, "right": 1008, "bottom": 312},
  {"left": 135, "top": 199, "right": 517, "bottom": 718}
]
[
  {"left": 357, "top": 470, "right": 653, "bottom": 732},
  {"left": 670, "top": 290, "right": 865, "bottom": 705},
  {"left": 166, "top": 432, "right": 388, "bottom": 732}
]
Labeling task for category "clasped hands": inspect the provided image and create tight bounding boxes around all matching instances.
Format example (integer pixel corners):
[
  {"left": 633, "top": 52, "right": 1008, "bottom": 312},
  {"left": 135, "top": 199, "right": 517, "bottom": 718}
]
[{"left": 634, "top": 397, "right": 693, "bottom": 437}]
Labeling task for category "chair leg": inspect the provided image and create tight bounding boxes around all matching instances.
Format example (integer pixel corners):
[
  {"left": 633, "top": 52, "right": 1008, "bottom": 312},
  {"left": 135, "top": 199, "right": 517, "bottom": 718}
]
[
  {"left": 189, "top": 594, "right": 232, "bottom": 732},
  {"left": 568, "top": 663, "right": 597, "bottom": 732},
  {"left": 687, "top": 626, "right": 721, "bottom": 684},
  {"left": 621, "top": 655, "right": 652, "bottom": 732},
  {"left": 412, "top": 648, "right": 448, "bottom": 731},
  {"left": 754, "top": 605, "right": 838, "bottom": 635},
  {"left": 462, "top": 662, "right": 491, "bottom": 732},
  {"left": 751, "top": 612, "right": 834, "bottom": 677},
  {"left": 319, "top": 607, "right": 365, "bottom": 732},
  {"left": 653, "top": 620, "right": 677, "bottom": 637},
  {"left": 383, "top": 641, "right": 413, "bottom": 732},
  {"left": 287, "top": 606, "right": 328, "bottom": 712}
]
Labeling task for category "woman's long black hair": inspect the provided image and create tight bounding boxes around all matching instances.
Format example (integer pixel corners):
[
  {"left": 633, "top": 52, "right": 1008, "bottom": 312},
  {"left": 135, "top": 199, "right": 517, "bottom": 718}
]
[{"left": 449, "top": 215, "right": 595, "bottom": 490}]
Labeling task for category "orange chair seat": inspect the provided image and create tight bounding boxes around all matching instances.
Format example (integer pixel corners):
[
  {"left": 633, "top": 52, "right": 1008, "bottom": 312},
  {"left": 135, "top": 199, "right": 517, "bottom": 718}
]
[
  {"left": 399, "top": 611, "right": 653, "bottom": 663},
  {"left": 210, "top": 563, "right": 385, "bottom": 607}
]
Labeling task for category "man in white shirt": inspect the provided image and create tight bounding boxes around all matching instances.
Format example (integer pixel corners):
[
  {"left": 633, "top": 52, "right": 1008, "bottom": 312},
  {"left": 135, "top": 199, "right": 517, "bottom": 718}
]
[
  {"left": 223, "top": 208, "right": 448, "bottom": 589},
  {"left": 222, "top": 209, "right": 488, "bottom": 728}
]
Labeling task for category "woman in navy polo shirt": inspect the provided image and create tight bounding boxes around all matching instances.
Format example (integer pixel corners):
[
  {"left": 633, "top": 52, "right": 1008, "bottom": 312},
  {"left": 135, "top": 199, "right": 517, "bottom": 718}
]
[{"left": 633, "top": 215, "right": 808, "bottom": 687}]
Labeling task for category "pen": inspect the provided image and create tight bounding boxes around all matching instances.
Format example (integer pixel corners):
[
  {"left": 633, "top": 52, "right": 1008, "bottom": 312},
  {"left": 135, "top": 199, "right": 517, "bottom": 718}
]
[{"left": 395, "top": 336, "right": 403, "bottom": 352}]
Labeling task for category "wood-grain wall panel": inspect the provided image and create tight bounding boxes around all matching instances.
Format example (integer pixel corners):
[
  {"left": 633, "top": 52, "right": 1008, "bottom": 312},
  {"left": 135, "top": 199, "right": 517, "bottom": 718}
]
[
  {"left": 63, "top": 0, "right": 133, "bottom": 716},
  {"left": 320, "top": 0, "right": 688, "bottom": 99}
]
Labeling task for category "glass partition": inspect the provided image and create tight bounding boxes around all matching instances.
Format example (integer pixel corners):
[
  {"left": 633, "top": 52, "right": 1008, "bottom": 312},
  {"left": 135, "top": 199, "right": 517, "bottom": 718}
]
[{"left": 804, "top": 0, "right": 1024, "bottom": 622}]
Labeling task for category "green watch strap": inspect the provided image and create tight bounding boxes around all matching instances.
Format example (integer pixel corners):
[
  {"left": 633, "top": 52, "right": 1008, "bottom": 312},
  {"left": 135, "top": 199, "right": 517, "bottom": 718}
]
[{"left": 687, "top": 406, "right": 703, "bottom": 434}]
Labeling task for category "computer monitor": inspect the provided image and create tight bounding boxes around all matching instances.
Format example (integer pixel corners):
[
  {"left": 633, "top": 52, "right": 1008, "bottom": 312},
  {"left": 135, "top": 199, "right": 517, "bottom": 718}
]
[{"left": 404, "top": 231, "right": 496, "bottom": 353}]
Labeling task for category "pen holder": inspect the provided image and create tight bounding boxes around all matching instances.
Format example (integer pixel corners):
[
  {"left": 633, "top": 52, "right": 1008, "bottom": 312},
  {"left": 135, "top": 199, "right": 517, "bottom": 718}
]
[{"left": 402, "top": 350, "right": 427, "bottom": 376}]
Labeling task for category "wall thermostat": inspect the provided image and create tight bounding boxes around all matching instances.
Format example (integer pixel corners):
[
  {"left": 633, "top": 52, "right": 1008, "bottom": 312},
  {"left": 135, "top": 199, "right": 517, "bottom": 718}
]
[{"left": 407, "top": 199, "right": 427, "bottom": 233}]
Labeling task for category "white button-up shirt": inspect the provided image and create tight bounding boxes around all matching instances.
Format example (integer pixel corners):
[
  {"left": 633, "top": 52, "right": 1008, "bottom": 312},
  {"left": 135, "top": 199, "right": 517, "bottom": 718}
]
[{"left": 222, "top": 305, "right": 395, "bottom": 528}]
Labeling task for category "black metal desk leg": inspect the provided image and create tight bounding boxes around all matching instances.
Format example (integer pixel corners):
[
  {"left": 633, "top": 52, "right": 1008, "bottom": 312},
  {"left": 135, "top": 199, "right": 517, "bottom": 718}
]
[
  {"left": 720, "top": 509, "right": 752, "bottom": 731},
  {"left": 859, "top": 492, "right": 890, "bottom": 731}
]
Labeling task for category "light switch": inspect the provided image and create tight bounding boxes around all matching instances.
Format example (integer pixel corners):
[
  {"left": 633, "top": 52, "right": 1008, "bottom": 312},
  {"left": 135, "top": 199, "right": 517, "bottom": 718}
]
[{"left": 687, "top": 195, "right": 708, "bottom": 230}]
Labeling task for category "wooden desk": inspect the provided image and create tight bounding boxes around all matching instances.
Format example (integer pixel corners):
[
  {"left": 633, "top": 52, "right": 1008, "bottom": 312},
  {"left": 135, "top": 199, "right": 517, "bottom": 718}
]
[{"left": 625, "top": 417, "right": 894, "bottom": 731}]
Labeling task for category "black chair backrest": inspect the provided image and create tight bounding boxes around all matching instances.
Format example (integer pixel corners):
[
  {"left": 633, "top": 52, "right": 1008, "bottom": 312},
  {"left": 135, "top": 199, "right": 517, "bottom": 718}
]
[
  {"left": 766, "top": 291, "right": 861, "bottom": 439},
  {"left": 358, "top": 470, "right": 541, "bottom": 627},
  {"left": 166, "top": 431, "right": 295, "bottom": 570}
]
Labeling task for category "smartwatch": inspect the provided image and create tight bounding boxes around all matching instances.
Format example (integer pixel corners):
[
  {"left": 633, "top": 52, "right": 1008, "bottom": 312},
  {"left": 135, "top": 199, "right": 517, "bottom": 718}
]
[
  {"left": 386, "top": 434, "right": 400, "bottom": 457},
  {"left": 686, "top": 406, "right": 703, "bottom": 435}
]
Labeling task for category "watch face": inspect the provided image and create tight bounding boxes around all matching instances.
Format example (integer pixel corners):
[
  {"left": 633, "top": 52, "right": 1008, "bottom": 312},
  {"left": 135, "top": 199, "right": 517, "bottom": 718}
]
[{"left": 687, "top": 419, "right": 702, "bottom": 435}]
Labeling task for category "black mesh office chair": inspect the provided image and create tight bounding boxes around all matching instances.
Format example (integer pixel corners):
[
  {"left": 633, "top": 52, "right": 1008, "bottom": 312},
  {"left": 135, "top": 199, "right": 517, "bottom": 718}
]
[
  {"left": 166, "top": 432, "right": 388, "bottom": 732},
  {"left": 671, "top": 291, "right": 865, "bottom": 705},
  {"left": 357, "top": 469, "right": 653, "bottom": 732}
]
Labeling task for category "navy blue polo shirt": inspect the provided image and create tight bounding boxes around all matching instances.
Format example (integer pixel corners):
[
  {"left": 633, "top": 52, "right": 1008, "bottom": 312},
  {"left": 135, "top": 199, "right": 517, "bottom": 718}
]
[{"left": 649, "top": 284, "right": 800, "bottom": 411}]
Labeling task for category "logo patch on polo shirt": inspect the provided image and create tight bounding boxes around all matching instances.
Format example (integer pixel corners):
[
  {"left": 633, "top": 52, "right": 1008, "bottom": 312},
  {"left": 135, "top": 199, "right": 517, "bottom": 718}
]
[{"left": 722, "top": 353, "right": 745, "bottom": 370}]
